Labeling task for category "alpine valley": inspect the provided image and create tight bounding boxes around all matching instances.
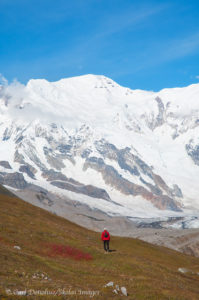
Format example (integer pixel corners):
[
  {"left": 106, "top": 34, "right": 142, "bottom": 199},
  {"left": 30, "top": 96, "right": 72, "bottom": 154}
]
[{"left": 1, "top": 74, "right": 199, "bottom": 232}]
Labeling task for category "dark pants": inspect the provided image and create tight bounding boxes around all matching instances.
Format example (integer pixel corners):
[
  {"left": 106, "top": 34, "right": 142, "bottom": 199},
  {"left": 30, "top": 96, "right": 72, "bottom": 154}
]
[{"left": 103, "top": 240, "right": 109, "bottom": 251}]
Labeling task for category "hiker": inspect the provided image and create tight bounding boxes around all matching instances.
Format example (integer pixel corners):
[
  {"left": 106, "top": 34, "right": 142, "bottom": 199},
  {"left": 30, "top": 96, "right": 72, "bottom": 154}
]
[{"left": 101, "top": 228, "right": 110, "bottom": 252}]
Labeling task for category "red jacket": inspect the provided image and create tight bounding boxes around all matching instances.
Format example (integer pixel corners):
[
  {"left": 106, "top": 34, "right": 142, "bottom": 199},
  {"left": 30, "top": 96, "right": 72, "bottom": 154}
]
[{"left": 101, "top": 230, "right": 110, "bottom": 241}]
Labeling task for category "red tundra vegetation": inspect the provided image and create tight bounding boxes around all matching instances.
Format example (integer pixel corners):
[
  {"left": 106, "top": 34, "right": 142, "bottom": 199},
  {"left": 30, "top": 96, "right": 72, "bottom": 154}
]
[{"left": 46, "top": 243, "right": 93, "bottom": 261}]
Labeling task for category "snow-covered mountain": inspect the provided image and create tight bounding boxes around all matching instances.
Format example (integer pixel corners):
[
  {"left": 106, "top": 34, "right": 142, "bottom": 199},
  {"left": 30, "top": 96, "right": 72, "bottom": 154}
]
[{"left": 1, "top": 74, "right": 199, "bottom": 228}]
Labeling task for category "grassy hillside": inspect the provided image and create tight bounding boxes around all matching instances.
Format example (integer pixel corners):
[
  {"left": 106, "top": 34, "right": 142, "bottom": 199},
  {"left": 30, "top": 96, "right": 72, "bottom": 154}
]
[{"left": 0, "top": 186, "right": 199, "bottom": 299}]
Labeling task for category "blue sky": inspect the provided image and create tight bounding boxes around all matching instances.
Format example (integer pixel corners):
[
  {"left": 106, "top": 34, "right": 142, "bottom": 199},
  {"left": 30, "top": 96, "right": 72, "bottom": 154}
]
[{"left": 0, "top": 0, "right": 199, "bottom": 91}]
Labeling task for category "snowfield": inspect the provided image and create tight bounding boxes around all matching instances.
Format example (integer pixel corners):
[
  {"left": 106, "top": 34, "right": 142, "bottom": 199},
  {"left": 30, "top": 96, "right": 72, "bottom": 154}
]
[{"left": 1, "top": 74, "right": 199, "bottom": 228}]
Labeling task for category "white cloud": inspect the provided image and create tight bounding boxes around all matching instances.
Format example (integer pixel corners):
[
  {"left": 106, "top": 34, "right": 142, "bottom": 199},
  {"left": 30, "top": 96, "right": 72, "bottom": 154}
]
[{"left": 0, "top": 74, "right": 8, "bottom": 86}]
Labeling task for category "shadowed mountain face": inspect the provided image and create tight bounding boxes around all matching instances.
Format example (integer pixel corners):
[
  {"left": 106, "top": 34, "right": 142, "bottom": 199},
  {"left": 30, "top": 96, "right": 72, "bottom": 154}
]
[
  {"left": 0, "top": 75, "right": 199, "bottom": 228},
  {"left": 0, "top": 183, "right": 15, "bottom": 197}
]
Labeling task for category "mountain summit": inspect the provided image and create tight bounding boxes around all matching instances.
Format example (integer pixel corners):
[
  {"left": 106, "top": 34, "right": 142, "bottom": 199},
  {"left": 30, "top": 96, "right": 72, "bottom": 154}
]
[{"left": 0, "top": 75, "right": 199, "bottom": 229}]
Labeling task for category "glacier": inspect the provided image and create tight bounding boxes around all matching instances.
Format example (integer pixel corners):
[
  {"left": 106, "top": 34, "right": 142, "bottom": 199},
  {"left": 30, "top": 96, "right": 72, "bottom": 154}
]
[{"left": 0, "top": 74, "right": 199, "bottom": 229}]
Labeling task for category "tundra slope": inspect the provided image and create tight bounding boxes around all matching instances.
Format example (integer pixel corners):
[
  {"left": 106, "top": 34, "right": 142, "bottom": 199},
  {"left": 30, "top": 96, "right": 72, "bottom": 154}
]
[
  {"left": 0, "top": 74, "right": 199, "bottom": 229},
  {"left": 1, "top": 184, "right": 199, "bottom": 300}
]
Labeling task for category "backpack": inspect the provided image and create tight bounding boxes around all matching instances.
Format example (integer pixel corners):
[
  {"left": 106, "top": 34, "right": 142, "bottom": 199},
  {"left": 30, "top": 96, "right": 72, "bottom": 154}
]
[{"left": 104, "top": 231, "right": 108, "bottom": 238}]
